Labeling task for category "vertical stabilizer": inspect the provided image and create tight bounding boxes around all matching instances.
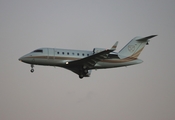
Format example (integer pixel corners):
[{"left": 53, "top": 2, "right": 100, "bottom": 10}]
[{"left": 118, "top": 35, "right": 157, "bottom": 59}]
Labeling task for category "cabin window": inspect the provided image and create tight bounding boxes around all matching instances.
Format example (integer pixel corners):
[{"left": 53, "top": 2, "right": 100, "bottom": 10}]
[
  {"left": 77, "top": 53, "right": 79, "bottom": 56},
  {"left": 57, "top": 52, "right": 59, "bottom": 54},
  {"left": 82, "top": 53, "right": 84, "bottom": 56},
  {"left": 33, "top": 49, "right": 43, "bottom": 53},
  {"left": 62, "top": 52, "right": 64, "bottom": 55},
  {"left": 67, "top": 52, "right": 69, "bottom": 55},
  {"left": 87, "top": 54, "right": 89, "bottom": 56},
  {"left": 72, "top": 53, "right": 74, "bottom": 55}
]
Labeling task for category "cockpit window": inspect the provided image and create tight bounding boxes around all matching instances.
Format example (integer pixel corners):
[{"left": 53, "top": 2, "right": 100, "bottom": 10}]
[{"left": 33, "top": 49, "right": 43, "bottom": 53}]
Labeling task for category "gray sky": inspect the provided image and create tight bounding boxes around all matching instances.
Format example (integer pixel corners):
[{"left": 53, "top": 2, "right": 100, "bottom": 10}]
[{"left": 1, "top": 0, "right": 175, "bottom": 120}]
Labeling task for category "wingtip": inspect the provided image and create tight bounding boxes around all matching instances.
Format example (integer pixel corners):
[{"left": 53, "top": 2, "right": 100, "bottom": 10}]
[{"left": 111, "top": 41, "right": 118, "bottom": 50}]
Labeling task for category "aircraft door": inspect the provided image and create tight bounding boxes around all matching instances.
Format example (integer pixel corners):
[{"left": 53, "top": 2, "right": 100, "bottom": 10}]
[{"left": 47, "top": 48, "right": 55, "bottom": 60}]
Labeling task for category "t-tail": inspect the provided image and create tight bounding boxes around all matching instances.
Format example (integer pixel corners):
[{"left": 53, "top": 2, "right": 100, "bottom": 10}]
[{"left": 118, "top": 35, "right": 157, "bottom": 59}]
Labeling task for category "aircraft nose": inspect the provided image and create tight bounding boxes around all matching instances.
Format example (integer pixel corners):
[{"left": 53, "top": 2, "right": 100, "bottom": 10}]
[
  {"left": 19, "top": 56, "right": 24, "bottom": 62},
  {"left": 18, "top": 54, "right": 29, "bottom": 62},
  {"left": 18, "top": 53, "right": 34, "bottom": 64}
]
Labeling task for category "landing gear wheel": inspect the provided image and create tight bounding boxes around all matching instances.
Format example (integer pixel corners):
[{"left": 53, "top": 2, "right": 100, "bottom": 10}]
[
  {"left": 79, "top": 74, "right": 84, "bottom": 79},
  {"left": 84, "top": 69, "right": 88, "bottom": 74},
  {"left": 30, "top": 69, "right": 34, "bottom": 73},
  {"left": 30, "top": 64, "right": 34, "bottom": 73}
]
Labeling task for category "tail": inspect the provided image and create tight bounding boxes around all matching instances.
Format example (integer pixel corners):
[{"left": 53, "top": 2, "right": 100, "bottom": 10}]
[{"left": 118, "top": 35, "right": 157, "bottom": 59}]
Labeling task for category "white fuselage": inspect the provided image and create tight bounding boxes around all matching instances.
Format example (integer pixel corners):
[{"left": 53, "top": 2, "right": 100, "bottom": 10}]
[{"left": 19, "top": 48, "right": 142, "bottom": 69}]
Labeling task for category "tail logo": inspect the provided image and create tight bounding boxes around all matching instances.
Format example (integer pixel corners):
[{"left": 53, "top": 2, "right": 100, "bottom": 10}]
[{"left": 128, "top": 45, "right": 135, "bottom": 53}]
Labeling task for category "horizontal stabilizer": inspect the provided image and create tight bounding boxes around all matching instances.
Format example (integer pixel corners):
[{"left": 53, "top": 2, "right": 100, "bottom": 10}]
[{"left": 136, "top": 35, "right": 157, "bottom": 41}]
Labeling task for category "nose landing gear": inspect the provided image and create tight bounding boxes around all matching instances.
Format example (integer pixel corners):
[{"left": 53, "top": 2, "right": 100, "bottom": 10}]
[
  {"left": 30, "top": 69, "right": 34, "bottom": 73},
  {"left": 30, "top": 64, "right": 34, "bottom": 73}
]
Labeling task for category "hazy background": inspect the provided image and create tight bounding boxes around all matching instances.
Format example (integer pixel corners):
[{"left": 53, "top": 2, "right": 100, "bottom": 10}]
[{"left": 1, "top": 0, "right": 175, "bottom": 120}]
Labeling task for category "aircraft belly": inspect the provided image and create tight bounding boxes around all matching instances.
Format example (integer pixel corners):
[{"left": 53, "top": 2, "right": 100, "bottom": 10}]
[
  {"left": 95, "top": 59, "right": 142, "bottom": 69},
  {"left": 95, "top": 61, "right": 122, "bottom": 68}
]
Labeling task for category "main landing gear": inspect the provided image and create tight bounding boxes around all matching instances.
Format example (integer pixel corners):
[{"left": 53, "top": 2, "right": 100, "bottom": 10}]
[
  {"left": 79, "top": 74, "right": 84, "bottom": 79},
  {"left": 30, "top": 64, "right": 34, "bottom": 73},
  {"left": 78, "top": 68, "right": 88, "bottom": 79}
]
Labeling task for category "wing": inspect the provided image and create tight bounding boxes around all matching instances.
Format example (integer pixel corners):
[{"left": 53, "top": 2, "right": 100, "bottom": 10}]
[
  {"left": 66, "top": 41, "right": 118, "bottom": 70},
  {"left": 66, "top": 49, "right": 113, "bottom": 69},
  {"left": 63, "top": 49, "right": 114, "bottom": 77},
  {"left": 64, "top": 41, "right": 118, "bottom": 78}
]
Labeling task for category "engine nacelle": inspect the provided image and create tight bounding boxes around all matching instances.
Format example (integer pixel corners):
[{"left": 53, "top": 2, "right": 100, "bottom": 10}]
[{"left": 93, "top": 48, "right": 106, "bottom": 54}]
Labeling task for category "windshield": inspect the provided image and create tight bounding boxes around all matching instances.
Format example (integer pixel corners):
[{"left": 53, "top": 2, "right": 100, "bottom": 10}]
[{"left": 33, "top": 49, "right": 43, "bottom": 53}]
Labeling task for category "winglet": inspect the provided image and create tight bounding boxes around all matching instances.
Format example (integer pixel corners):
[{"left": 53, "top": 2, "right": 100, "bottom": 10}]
[{"left": 111, "top": 41, "right": 118, "bottom": 51}]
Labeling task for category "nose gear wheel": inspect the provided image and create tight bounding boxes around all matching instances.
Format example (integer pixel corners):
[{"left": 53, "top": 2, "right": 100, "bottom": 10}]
[{"left": 30, "top": 64, "right": 34, "bottom": 73}]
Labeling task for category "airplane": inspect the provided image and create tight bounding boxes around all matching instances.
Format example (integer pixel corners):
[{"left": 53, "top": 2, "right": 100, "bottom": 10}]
[{"left": 19, "top": 35, "right": 157, "bottom": 79}]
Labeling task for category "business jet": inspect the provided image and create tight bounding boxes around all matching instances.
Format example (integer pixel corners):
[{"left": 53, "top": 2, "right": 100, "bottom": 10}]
[{"left": 19, "top": 35, "right": 157, "bottom": 79}]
